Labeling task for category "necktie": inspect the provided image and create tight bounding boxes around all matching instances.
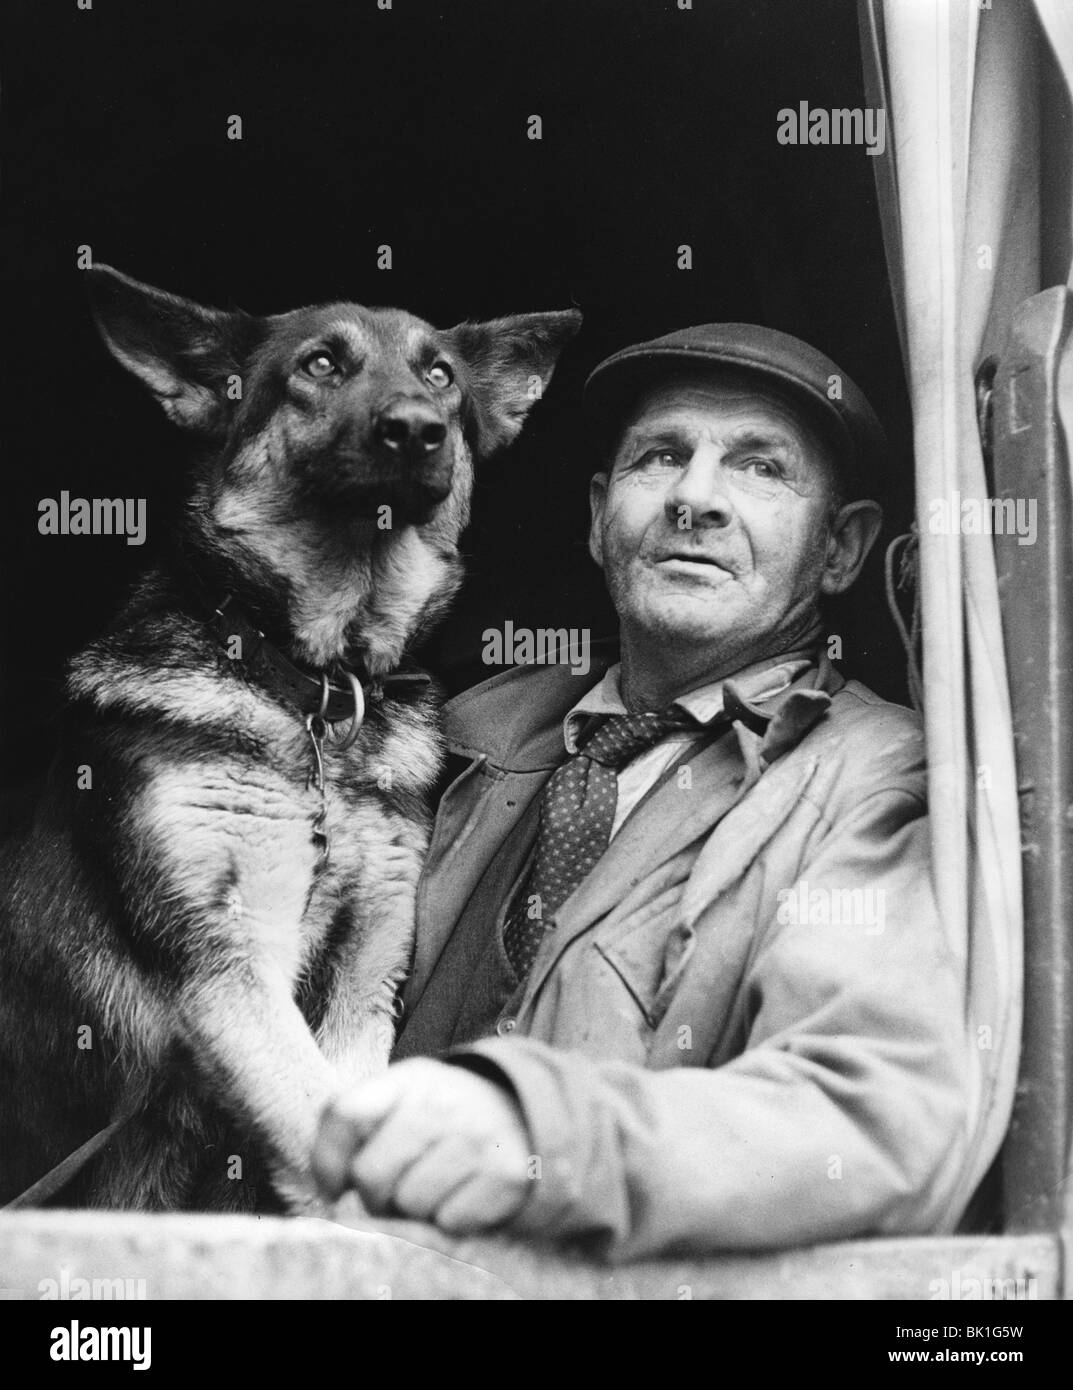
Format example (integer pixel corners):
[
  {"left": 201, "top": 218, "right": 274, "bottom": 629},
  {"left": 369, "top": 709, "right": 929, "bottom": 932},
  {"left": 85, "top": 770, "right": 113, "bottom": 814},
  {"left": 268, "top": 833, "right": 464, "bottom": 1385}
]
[{"left": 501, "top": 705, "right": 705, "bottom": 980}]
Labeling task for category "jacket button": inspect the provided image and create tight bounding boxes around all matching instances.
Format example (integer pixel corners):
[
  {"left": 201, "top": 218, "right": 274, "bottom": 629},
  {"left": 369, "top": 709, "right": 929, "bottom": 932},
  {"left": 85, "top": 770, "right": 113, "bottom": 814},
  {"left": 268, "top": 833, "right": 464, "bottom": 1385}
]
[{"left": 497, "top": 1017, "right": 516, "bottom": 1036}]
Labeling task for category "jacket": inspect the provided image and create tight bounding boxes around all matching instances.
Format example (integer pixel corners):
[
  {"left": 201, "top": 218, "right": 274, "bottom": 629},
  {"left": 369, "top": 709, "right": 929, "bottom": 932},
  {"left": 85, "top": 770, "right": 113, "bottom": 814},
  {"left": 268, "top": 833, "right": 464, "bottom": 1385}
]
[{"left": 395, "top": 650, "right": 970, "bottom": 1260}]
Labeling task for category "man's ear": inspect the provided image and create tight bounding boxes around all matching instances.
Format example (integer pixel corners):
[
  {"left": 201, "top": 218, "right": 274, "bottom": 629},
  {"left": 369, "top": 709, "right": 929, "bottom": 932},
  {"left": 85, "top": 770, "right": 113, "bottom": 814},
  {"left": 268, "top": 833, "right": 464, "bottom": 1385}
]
[
  {"left": 444, "top": 308, "right": 582, "bottom": 456},
  {"left": 588, "top": 471, "right": 609, "bottom": 569},
  {"left": 86, "top": 264, "right": 260, "bottom": 434},
  {"left": 821, "top": 499, "right": 884, "bottom": 596}
]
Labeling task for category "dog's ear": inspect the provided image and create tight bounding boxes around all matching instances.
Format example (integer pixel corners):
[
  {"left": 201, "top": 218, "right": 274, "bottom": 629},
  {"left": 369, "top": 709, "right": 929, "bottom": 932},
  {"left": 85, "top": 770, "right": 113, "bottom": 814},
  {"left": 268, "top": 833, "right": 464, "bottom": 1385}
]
[
  {"left": 444, "top": 309, "right": 582, "bottom": 455},
  {"left": 86, "top": 265, "right": 260, "bottom": 434}
]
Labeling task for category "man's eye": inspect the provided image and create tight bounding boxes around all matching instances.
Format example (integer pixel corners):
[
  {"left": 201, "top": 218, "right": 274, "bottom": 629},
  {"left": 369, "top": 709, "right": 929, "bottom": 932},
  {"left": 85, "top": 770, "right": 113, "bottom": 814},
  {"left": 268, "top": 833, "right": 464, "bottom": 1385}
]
[
  {"left": 640, "top": 448, "right": 681, "bottom": 468},
  {"left": 426, "top": 361, "right": 454, "bottom": 390},
  {"left": 301, "top": 352, "right": 339, "bottom": 379},
  {"left": 741, "top": 457, "right": 779, "bottom": 479}
]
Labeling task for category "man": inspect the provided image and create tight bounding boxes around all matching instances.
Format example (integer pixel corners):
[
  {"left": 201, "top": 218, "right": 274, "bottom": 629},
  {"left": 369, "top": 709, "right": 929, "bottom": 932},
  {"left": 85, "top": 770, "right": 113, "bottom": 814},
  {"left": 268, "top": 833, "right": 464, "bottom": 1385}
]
[{"left": 312, "top": 324, "right": 970, "bottom": 1259}]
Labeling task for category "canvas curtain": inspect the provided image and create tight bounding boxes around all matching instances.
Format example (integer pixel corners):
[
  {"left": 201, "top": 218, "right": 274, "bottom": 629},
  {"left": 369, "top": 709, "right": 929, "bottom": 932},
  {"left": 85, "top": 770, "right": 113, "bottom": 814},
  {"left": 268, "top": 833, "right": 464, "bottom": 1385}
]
[{"left": 858, "top": 0, "right": 1073, "bottom": 1226}]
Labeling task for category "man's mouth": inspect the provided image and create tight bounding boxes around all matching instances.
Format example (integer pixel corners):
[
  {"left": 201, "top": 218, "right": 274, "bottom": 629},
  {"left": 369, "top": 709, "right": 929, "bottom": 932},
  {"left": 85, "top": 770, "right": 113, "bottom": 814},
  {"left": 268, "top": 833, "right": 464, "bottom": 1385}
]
[{"left": 650, "top": 549, "right": 731, "bottom": 572}]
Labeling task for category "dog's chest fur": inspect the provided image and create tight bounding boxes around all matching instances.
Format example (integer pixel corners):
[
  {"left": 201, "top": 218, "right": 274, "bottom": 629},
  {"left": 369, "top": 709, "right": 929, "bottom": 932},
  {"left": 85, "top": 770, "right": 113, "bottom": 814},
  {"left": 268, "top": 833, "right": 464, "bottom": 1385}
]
[
  {"left": 82, "top": 613, "right": 436, "bottom": 932},
  {"left": 136, "top": 707, "right": 434, "bottom": 991}
]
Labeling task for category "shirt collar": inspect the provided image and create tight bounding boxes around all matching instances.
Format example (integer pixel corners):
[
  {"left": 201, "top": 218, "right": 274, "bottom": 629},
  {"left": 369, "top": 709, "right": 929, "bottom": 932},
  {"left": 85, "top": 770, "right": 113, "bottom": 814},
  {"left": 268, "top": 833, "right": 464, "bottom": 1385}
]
[{"left": 562, "top": 649, "right": 819, "bottom": 755}]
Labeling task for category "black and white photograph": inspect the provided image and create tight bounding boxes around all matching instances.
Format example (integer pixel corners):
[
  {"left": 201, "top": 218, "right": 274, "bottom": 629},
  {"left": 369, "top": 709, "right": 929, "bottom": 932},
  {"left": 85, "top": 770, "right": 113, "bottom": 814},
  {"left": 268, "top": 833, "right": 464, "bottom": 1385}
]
[{"left": 0, "top": 0, "right": 1070, "bottom": 1330}]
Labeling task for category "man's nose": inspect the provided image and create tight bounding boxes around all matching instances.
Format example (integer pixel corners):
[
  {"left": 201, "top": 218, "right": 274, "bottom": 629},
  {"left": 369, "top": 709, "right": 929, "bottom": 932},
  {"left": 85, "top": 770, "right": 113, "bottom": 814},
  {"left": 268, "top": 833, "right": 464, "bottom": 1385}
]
[
  {"left": 665, "top": 451, "right": 735, "bottom": 525},
  {"left": 373, "top": 398, "right": 447, "bottom": 461}
]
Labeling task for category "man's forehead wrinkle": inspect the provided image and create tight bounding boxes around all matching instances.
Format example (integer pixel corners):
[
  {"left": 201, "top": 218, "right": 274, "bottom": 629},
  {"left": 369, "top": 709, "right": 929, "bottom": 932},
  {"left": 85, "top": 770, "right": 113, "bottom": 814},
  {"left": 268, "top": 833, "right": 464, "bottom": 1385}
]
[
  {"left": 630, "top": 394, "right": 806, "bottom": 430},
  {"left": 724, "top": 424, "right": 804, "bottom": 454},
  {"left": 629, "top": 372, "right": 819, "bottom": 427},
  {"left": 622, "top": 414, "right": 805, "bottom": 457},
  {"left": 626, "top": 411, "right": 799, "bottom": 442},
  {"left": 621, "top": 383, "right": 831, "bottom": 465}
]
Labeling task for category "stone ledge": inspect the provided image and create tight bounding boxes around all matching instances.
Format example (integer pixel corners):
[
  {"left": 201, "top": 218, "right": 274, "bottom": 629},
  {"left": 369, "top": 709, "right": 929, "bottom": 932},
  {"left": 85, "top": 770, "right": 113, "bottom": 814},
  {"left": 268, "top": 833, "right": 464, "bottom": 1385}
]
[{"left": 0, "top": 1211, "right": 1059, "bottom": 1300}]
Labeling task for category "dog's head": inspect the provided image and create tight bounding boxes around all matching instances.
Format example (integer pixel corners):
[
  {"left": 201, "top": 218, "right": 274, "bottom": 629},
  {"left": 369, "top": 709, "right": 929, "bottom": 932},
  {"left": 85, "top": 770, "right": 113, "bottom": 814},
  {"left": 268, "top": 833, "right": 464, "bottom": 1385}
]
[{"left": 86, "top": 265, "right": 581, "bottom": 666}]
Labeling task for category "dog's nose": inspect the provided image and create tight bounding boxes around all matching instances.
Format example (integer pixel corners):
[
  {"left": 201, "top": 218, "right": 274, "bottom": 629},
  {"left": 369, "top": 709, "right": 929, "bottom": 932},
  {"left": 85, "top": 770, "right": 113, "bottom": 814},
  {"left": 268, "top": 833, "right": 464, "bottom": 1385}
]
[{"left": 374, "top": 401, "right": 447, "bottom": 458}]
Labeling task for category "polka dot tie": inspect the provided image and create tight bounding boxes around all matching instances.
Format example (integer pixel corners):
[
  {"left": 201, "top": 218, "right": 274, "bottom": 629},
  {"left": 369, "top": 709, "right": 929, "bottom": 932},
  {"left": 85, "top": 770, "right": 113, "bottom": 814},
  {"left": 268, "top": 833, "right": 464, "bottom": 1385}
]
[{"left": 501, "top": 706, "right": 704, "bottom": 980}]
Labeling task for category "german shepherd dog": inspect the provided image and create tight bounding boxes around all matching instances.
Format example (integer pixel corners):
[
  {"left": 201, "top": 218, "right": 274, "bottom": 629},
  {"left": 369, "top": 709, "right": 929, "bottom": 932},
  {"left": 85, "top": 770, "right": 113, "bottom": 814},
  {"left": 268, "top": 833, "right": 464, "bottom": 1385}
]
[{"left": 0, "top": 267, "right": 579, "bottom": 1212}]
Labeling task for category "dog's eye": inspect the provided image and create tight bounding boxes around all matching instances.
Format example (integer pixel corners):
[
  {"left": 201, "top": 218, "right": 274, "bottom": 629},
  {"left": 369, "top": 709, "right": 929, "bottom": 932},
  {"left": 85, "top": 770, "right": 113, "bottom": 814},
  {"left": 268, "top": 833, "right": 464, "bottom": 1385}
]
[
  {"left": 301, "top": 352, "right": 339, "bottom": 379},
  {"left": 426, "top": 362, "right": 454, "bottom": 390}
]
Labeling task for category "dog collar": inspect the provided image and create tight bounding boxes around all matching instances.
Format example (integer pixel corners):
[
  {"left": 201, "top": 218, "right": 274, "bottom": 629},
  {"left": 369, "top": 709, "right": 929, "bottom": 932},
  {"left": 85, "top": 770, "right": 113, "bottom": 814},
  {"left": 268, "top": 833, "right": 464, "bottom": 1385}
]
[
  {"left": 170, "top": 545, "right": 432, "bottom": 726},
  {"left": 202, "top": 593, "right": 431, "bottom": 723}
]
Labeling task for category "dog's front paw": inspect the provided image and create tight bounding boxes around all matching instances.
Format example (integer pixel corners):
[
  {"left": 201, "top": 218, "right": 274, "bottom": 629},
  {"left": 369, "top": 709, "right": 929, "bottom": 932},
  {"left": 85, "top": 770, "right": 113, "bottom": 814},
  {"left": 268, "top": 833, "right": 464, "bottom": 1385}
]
[
  {"left": 287, "top": 1192, "right": 334, "bottom": 1220},
  {"left": 328, "top": 1189, "right": 370, "bottom": 1223},
  {"left": 283, "top": 1186, "right": 369, "bottom": 1223},
  {"left": 270, "top": 1166, "right": 326, "bottom": 1217}
]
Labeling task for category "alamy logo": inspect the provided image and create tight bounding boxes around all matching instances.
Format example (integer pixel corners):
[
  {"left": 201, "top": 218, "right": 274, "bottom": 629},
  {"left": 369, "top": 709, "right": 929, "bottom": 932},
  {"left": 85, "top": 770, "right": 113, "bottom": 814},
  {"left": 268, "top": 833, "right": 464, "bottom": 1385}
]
[
  {"left": 39, "top": 1266, "right": 147, "bottom": 1300},
  {"left": 38, "top": 491, "right": 147, "bottom": 546},
  {"left": 482, "top": 621, "right": 591, "bottom": 676},
  {"left": 777, "top": 101, "right": 886, "bottom": 157},
  {"left": 929, "top": 1270, "right": 1038, "bottom": 1301},
  {"left": 50, "top": 1320, "right": 151, "bottom": 1370},
  {"left": 776, "top": 880, "right": 886, "bottom": 934},
  {"left": 927, "top": 491, "right": 1037, "bottom": 545}
]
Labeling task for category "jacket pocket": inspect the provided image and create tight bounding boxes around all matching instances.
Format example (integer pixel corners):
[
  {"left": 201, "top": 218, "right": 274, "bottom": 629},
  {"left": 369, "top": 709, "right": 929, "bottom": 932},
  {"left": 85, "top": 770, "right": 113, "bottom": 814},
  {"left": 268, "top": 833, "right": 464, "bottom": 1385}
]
[{"left": 592, "top": 886, "right": 695, "bottom": 1030}]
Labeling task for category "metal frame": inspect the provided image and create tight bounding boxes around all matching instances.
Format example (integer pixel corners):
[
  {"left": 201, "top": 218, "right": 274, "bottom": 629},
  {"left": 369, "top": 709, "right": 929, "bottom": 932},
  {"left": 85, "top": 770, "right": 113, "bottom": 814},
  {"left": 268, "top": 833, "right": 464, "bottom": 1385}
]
[{"left": 991, "top": 287, "right": 1073, "bottom": 1234}]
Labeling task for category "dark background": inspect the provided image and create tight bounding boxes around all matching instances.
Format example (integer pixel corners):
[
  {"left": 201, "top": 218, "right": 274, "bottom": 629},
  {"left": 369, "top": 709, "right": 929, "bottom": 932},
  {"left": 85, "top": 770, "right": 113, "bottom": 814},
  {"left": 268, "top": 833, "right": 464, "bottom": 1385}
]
[{"left": 0, "top": 0, "right": 912, "bottom": 788}]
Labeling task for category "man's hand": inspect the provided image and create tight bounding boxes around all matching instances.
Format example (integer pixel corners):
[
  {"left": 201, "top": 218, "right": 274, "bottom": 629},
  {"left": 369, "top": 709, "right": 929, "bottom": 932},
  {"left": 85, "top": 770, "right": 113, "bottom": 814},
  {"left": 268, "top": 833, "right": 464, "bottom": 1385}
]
[{"left": 311, "top": 1058, "right": 533, "bottom": 1234}]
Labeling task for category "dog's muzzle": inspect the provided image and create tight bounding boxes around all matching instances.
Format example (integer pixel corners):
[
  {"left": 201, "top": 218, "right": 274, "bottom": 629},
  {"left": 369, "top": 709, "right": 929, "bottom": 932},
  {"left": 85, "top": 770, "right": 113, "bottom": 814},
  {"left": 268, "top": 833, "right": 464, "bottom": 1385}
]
[
  {"left": 323, "top": 453, "right": 455, "bottom": 523},
  {"left": 373, "top": 398, "right": 448, "bottom": 463},
  {"left": 315, "top": 397, "right": 455, "bottom": 521}
]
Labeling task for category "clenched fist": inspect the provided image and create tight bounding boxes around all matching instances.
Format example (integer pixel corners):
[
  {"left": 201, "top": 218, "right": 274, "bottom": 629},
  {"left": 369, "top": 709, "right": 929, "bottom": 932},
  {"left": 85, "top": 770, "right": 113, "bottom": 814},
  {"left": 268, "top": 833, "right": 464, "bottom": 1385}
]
[{"left": 312, "top": 1058, "right": 533, "bottom": 1234}]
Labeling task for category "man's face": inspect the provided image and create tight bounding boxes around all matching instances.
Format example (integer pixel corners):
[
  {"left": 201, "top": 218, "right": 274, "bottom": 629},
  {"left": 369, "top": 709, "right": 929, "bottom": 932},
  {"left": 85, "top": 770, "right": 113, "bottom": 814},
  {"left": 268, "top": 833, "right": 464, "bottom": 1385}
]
[{"left": 589, "top": 370, "right": 842, "bottom": 669}]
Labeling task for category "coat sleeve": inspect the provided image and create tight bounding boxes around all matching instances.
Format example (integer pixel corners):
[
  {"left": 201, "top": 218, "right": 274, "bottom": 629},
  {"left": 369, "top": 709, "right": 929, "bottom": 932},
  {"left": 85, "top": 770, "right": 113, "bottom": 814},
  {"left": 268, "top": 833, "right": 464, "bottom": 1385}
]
[{"left": 446, "top": 787, "right": 971, "bottom": 1260}]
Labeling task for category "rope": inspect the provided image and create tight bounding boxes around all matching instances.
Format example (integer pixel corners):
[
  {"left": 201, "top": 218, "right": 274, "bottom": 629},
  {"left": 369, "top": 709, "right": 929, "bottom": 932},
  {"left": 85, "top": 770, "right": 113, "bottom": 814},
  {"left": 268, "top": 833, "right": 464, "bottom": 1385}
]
[{"left": 884, "top": 523, "right": 925, "bottom": 714}]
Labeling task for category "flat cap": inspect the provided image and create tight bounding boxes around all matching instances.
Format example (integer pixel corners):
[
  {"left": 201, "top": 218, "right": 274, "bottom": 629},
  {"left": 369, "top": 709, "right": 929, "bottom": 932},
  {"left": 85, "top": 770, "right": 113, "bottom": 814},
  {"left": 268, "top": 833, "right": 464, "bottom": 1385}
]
[{"left": 584, "top": 323, "right": 889, "bottom": 496}]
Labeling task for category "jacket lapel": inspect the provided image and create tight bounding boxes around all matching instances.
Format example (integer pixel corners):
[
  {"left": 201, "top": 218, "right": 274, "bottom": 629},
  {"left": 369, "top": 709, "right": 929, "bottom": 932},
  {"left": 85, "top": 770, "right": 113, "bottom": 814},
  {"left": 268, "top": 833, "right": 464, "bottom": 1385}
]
[
  {"left": 404, "top": 762, "right": 548, "bottom": 1013},
  {"left": 404, "top": 653, "right": 616, "bottom": 1014}
]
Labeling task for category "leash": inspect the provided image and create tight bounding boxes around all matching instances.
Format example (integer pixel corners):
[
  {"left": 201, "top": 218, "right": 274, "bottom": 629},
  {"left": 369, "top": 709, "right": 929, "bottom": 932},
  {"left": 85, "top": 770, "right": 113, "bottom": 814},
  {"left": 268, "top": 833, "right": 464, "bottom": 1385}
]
[{"left": 3, "top": 1093, "right": 144, "bottom": 1211}]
